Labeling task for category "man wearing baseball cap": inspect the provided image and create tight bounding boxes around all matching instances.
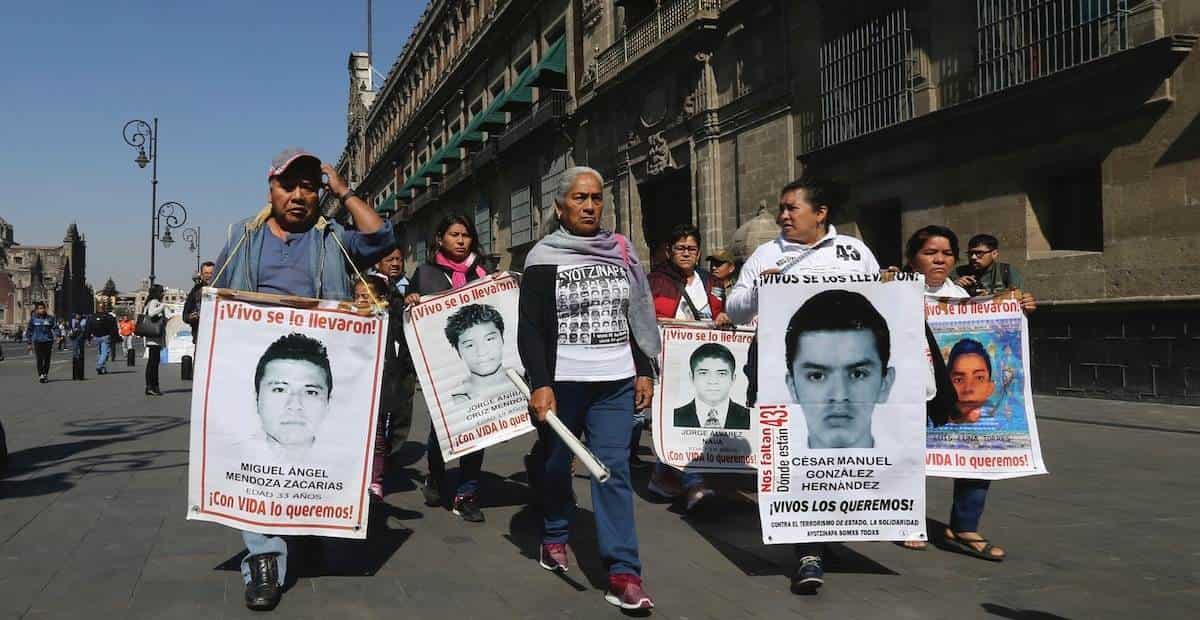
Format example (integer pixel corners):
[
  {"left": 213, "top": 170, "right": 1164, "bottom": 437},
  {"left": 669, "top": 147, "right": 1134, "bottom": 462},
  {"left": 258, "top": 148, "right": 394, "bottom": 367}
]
[
  {"left": 705, "top": 248, "right": 738, "bottom": 306},
  {"left": 212, "top": 148, "right": 396, "bottom": 611}
]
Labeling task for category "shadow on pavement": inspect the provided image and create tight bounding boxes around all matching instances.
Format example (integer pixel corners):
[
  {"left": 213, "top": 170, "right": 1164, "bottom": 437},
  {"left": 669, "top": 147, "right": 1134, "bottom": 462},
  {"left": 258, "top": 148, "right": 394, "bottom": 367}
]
[
  {"left": 215, "top": 502, "right": 419, "bottom": 582},
  {"left": 981, "top": 603, "right": 1072, "bottom": 619},
  {"left": 0, "top": 415, "right": 189, "bottom": 498},
  {"left": 505, "top": 503, "right": 609, "bottom": 591}
]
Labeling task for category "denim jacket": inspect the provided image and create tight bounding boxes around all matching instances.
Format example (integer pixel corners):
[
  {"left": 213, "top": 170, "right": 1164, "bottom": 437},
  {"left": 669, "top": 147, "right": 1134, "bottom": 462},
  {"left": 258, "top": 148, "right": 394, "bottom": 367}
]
[
  {"left": 26, "top": 315, "right": 58, "bottom": 344},
  {"left": 213, "top": 206, "right": 394, "bottom": 301}
]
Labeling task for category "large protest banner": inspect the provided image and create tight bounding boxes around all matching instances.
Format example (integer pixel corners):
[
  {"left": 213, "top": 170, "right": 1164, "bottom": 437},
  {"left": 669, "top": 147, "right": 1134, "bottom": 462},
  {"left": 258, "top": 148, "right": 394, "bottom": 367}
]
[
  {"left": 925, "top": 294, "right": 1048, "bottom": 480},
  {"left": 652, "top": 321, "right": 757, "bottom": 473},
  {"left": 755, "top": 273, "right": 927, "bottom": 544},
  {"left": 404, "top": 272, "right": 532, "bottom": 462},
  {"left": 186, "top": 289, "right": 385, "bottom": 539}
]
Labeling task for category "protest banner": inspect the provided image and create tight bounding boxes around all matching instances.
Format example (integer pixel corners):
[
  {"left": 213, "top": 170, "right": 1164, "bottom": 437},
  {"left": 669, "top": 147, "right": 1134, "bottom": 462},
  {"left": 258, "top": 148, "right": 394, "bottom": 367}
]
[
  {"left": 404, "top": 272, "right": 532, "bottom": 462},
  {"left": 755, "top": 273, "right": 927, "bottom": 544},
  {"left": 925, "top": 294, "right": 1048, "bottom": 480},
  {"left": 186, "top": 288, "right": 385, "bottom": 539},
  {"left": 652, "top": 321, "right": 757, "bottom": 473}
]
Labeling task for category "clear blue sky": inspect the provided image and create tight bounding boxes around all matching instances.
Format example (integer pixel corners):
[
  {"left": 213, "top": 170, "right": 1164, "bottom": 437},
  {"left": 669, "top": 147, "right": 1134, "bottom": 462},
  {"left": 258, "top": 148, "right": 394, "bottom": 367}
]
[{"left": 0, "top": 0, "right": 421, "bottom": 292}]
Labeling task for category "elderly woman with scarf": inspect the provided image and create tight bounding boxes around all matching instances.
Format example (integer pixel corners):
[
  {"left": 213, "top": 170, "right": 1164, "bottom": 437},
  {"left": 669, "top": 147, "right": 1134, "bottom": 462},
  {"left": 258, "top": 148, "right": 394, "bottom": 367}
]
[
  {"left": 405, "top": 214, "right": 492, "bottom": 524},
  {"left": 518, "top": 166, "right": 660, "bottom": 611}
]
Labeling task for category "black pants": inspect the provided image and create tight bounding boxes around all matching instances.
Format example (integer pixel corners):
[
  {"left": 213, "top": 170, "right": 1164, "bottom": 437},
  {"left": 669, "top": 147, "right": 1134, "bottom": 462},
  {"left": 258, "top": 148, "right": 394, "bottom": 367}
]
[
  {"left": 145, "top": 345, "right": 161, "bottom": 389},
  {"left": 34, "top": 341, "right": 52, "bottom": 376}
]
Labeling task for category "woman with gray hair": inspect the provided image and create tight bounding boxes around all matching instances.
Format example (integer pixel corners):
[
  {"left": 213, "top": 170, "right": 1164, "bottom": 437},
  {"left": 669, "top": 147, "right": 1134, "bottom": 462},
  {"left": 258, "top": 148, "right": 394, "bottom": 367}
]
[{"left": 517, "top": 166, "right": 660, "bottom": 611}]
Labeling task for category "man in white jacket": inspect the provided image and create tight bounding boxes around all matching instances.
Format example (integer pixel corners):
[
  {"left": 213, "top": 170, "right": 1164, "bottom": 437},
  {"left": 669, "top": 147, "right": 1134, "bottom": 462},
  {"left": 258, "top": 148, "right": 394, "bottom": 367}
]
[{"left": 725, "top": 175, "right": 880, "bottom": 596}]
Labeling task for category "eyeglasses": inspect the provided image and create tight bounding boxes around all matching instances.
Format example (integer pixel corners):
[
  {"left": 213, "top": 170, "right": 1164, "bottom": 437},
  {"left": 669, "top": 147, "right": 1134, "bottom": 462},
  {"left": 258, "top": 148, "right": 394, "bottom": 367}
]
[
  {"left": 967, "top": 249, "right": 995, "bottom": 257},
  {"left": 672, "top": 245, "right": 700, "bottom": 254}
]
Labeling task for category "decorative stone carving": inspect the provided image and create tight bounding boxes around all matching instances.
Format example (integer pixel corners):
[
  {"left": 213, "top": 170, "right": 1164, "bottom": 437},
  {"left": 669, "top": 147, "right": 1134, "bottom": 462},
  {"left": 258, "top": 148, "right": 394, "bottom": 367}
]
[{"left": 645, "top": 131, "right": 676, "bottom": 177}]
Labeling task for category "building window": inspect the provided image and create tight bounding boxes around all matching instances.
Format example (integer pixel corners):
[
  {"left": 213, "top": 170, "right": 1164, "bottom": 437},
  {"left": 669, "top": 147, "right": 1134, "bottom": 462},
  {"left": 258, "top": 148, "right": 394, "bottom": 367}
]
[
  {"left": 977, "top": 0, "right": 1130, "bottom": 96},
  {"left": 813, "top": 8, "right": 914, "bottom": 151},
  {"left": 540, "top": 154, "right": 568, "bottom": 238},
  {"left": 856, "top": 199, "right": 903, "bottom": 269},
  {"left": 1030, "top": 165, "right": 1104, "bottom": 253},
  {"left": 510, "top": 185, "right": 533, "bottom": 246},
  {"left": 415, "top": 240, "right": 428, "bottom": 264},
  {"left": 475, "top": 198, "right": 493, "bottom": 254}
]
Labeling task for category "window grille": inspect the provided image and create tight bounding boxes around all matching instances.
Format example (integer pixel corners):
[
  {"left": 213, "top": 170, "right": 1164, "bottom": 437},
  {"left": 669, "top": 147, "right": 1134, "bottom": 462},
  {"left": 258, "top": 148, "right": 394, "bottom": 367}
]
[
  {"left": 977, "top": 0, "right": 1129, "bottom": 96},
  {"left": 817, "top": 8, "right": 914, "bottom": 150},
  {"left": 539, "top": 154, "right": 568, "bottom": 238},
  {"left": 510, "top": 185, "right": 533, "bottom": 246},
  {"left": 415, "top": 240, "right": 427, "bottom": 264},
  {"left": 475, "top": 198, "right": 493, "bottom": 254}
]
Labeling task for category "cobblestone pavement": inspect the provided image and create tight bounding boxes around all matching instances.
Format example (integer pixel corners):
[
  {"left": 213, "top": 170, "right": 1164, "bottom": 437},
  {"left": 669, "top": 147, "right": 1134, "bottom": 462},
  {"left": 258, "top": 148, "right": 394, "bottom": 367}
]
[{"left": 1, "top": 342, "right": 1197, "bottom": 619}]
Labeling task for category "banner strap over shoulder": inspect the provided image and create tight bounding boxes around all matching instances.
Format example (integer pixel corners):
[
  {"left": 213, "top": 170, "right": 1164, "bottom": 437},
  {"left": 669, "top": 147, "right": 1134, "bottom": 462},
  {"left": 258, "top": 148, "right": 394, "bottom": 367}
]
[
  {"left": 330, "top": 229, "right": 382, "bottom": 310},
  {"left": 211, "top": 229, "right": 248, "bottom": 286}
]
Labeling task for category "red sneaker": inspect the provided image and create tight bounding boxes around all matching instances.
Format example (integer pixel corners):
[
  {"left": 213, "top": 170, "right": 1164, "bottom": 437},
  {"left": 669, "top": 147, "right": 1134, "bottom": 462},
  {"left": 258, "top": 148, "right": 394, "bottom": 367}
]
[
  {"left": 605, "top": 573, "right": 654, "bottom": 610},
  {"left": 539, "top": 543, "right": 569, "bottom": 572}
]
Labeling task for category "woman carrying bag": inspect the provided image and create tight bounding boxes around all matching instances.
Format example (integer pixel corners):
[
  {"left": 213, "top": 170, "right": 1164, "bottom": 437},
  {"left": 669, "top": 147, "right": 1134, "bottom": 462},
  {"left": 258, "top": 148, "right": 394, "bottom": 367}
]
[{"left": 138, "top": 284, "right": 167, "bottom": 396}]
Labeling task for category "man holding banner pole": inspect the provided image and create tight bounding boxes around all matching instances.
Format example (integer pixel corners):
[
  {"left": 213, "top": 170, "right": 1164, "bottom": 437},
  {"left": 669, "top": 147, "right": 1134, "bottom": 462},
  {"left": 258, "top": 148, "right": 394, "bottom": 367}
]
[
  {"left": 725, "top": 175, "right": 879, "bottom": 596},
  {"left": 211, "top": 147, "right": 394, "bottom": 612}
]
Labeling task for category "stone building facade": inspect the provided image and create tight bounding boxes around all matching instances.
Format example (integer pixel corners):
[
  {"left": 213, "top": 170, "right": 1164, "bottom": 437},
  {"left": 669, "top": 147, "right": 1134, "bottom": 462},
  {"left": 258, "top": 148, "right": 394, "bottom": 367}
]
[
  {"left": 337, "top": 0, "right": 1200, "bottom": 404},
  {"left": 0, "top": 219, "right": 92, "bottom": 334}
]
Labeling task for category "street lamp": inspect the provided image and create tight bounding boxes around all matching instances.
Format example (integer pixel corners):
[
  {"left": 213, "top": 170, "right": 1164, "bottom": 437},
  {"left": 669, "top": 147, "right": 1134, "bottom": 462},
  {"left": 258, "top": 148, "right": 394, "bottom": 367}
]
[
  {"left": 182, "top": 227, "right": 200, "bottom": 273},
  {"left": 155, "top": 201, "right": 188, "bottom": 262},
  {"left": 123, "top": 118, "right": 160, "bottom": 285}
]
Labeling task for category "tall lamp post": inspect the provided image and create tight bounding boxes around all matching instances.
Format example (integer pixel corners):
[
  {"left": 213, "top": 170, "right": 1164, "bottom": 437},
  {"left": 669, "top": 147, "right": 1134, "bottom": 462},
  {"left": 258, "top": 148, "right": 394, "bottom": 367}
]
[
  {"left": 123, "top": 118, "right": 160, "bottom": 284},
  {"left": 155, "top": 202, "right": 189, "bottom": 279},
  {"left": 182, "top": 227, "right": 200, "bottom": 273}
]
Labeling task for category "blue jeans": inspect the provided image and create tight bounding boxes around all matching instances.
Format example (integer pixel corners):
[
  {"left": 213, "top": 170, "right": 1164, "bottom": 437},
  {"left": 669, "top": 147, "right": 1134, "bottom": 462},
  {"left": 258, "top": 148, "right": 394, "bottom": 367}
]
[
  {"left": 542, "top": 378, "right": 641, "bottom": 577},
  {"left": 653, "top": 460, "right": 704, "bottom": 490},
  {"left": 241, "top": 531, "right": 287, "bottom": 585},
  {"left": 71, "top": 337, "right": 85, "bottom": 360},
  {"left": 950, "top": 478, "right": 991, "bottom": 532},
  {"left": 95, "top": 339, "right": 111, "bottom": 371},
  {"left": 427, "top": 428, "right": 483, "bottom": 497}
]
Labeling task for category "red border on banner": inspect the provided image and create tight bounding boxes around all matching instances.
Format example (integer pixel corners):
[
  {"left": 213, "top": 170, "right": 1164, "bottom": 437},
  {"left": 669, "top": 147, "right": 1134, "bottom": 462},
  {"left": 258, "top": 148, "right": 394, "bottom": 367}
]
[
  {"left": 196, "top": 296, "right": 384, "bottom": 534},
  {"left": 409, "top": 274, "right": 516, "bottom": 456}
]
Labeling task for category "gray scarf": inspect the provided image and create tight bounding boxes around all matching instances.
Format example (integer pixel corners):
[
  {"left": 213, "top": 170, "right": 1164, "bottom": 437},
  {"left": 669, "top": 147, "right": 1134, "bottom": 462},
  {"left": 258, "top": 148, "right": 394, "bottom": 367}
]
[{"left": 526, "top": 227, "right": 661, "bottom": 376}]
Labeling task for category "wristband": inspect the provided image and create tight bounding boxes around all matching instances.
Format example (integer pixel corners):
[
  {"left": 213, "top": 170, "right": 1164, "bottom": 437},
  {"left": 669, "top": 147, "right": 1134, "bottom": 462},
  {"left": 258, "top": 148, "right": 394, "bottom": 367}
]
[{"left": 337, "top": 188, "right": 357, "bottom": 202}]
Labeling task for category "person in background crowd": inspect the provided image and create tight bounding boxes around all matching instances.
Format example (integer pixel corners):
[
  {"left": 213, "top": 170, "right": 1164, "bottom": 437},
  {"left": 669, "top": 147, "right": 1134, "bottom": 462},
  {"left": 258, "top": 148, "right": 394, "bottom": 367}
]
[
  {"left": 184, "top": 261, "right": 217, "bottom": 345},
  {"left": 68, "top": 313, "right": 88, "bottom": 379},
  {"left": 370, "top": 246, "right": 416, "bottom": 460},
  {"left": 56, "top": 318, "right": 67, "bottom": 350},
  {"left": 118, "top": 315, "right": 136, "bottom": 357},
  {"left": 212, "top": 147, "right": 395, "bottom": 611},
  {"left": 89, "top": 303, "right": 120, "bottom": 375},
  {"left": 353, "top": 274, "right": 394, "bottom": 500},
  {"left": 725, "top": 174, "right": 879, "bottom": 596},
  {"left": 142, "top": 285, "right": 167, "bottom": 395},
  {"left": 903, "top": 225, "right": 1035, "bottom": 560},
  {"left": 646, "top": 223, "right": 728, "bottom": 512},
  {"left": 404, "top": 214, "right": 491, "bottom": 524},
  {"left": 25, "top": 301, "right": 58, "bottom": 383},
  {"left": 705, "top": 248, "right": 738, "bottom": 305},
  {"left": 519, "top": 166, "right": 659, "bottom": 611},
  {"left": 954, "top": 234, "right": 1025, "bottom": 296}
]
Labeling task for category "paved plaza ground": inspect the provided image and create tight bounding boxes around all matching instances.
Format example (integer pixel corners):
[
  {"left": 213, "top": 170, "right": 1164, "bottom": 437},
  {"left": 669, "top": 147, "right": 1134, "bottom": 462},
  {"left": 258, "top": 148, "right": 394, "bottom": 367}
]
[{"left": 1, "top": 341, "right": 1197, "bottom": 619}]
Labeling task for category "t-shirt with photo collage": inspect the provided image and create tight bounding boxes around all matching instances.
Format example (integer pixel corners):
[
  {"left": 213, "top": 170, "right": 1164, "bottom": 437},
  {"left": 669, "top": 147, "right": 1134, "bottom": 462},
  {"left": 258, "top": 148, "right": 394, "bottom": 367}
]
[{"left": 553, "top": 263, "right": 635, "bottom": 382}]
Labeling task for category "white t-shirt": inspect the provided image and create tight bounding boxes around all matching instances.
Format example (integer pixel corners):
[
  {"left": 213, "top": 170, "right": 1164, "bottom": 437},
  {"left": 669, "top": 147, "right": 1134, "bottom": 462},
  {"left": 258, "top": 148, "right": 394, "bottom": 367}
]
[
  {"left": 924, "top": 279, "right": 970, "bottom": 300},
  {"left": 675, "top": 274, "right": 712, "bottom": 320},
  {"left": 725, "top": 226, "right": 880, "bottom": 325},
  {"left": 553, "top": 263, "right": 636, "bottom": 382}
]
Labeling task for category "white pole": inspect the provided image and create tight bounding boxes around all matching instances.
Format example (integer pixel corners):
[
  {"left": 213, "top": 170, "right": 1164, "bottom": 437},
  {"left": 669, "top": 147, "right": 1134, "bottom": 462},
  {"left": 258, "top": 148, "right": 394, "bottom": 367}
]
[{"left": 506, "top": 369, "right": 611, "bottom": 484}]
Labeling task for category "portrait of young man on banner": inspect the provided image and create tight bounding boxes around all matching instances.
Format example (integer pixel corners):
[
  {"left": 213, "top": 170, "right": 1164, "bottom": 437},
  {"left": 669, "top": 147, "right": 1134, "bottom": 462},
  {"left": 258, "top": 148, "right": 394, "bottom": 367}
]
[
  {"left": 755, "top": 275, "right": 927, "bottom": 544},
  {"left": 653, "top": 323, "right": 756, "bottom": 473},
  {"left": 925, "top": 296, "right": 1048, "bottom": 480},
  {"left": 404, "top": 273, "right": 533, "bottom": 462},
  {"left": 187, "top": 290, "right": 387, "bottom": 540}
]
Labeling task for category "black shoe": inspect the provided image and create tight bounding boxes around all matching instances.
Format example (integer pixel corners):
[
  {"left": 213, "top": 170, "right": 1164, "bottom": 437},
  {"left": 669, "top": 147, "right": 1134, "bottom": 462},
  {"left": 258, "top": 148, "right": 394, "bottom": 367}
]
[
  {"left": 452, "top": 493, "right": 485, "bottom": 523},
  {"left": 791, "top": 555, "right": 825, "bottom": 595},
  {"left": 39, "top": 375, "right": 48, "bottom": 383},
  {"left": 420, "top": 479, "right": 442, "bottom": 507},
  {"left": 244, "top": 553, "right": 282, "bottom": 611},
  {"left": 628, "top": 454, "right": 650, "bottom": 471}
]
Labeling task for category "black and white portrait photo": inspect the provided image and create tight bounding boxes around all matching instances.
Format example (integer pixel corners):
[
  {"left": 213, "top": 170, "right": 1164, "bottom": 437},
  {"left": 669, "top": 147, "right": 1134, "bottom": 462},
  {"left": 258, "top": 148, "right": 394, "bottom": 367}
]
[
  {"left": 247, "top": 333, "right": 335, "bottom": 459},
  {"left": 444, "top": 304, "right": 511, "bottom": 403},
  {"left": 673, "top": 343, "right": 751, "bottom": 430}
]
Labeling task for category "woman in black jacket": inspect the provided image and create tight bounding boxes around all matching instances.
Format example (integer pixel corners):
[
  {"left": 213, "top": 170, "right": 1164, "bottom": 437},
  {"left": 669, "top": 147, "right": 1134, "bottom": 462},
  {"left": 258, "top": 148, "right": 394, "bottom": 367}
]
[{"left": 404, "top": 214, "right": 491, "bottom": 523}]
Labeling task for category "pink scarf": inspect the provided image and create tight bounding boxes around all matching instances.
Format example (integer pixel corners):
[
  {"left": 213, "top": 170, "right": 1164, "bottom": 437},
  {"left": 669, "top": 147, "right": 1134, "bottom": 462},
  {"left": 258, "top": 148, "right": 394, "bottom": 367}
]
[{"left": 435, "top": 251, "right": 486, "bottom": 289}]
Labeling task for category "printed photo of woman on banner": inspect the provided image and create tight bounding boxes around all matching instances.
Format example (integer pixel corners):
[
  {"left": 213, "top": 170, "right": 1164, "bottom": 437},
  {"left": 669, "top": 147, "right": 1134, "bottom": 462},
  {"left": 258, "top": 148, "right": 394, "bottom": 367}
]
[{"left": 403, "top": 272, "right": 533, "bottom": 462}]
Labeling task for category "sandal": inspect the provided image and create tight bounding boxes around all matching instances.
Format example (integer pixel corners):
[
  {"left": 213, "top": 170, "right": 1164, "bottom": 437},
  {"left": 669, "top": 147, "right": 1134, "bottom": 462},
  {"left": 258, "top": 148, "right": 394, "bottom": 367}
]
[
  {"left": 898, "top": 540, "right": 927, "bottom": 551},
  {"left": 944, "top": 532, "right": 1005, "bottom": 562}
]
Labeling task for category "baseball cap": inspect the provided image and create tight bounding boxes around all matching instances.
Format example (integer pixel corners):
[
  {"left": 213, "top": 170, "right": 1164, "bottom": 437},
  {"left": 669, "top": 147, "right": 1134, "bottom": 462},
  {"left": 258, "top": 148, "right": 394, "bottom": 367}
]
[
  {"left": 268, "top": 147, "right": 321, "bottom": 180},
  {"left": 707, "top": 248, "right": 735, "bottom": 264}
]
